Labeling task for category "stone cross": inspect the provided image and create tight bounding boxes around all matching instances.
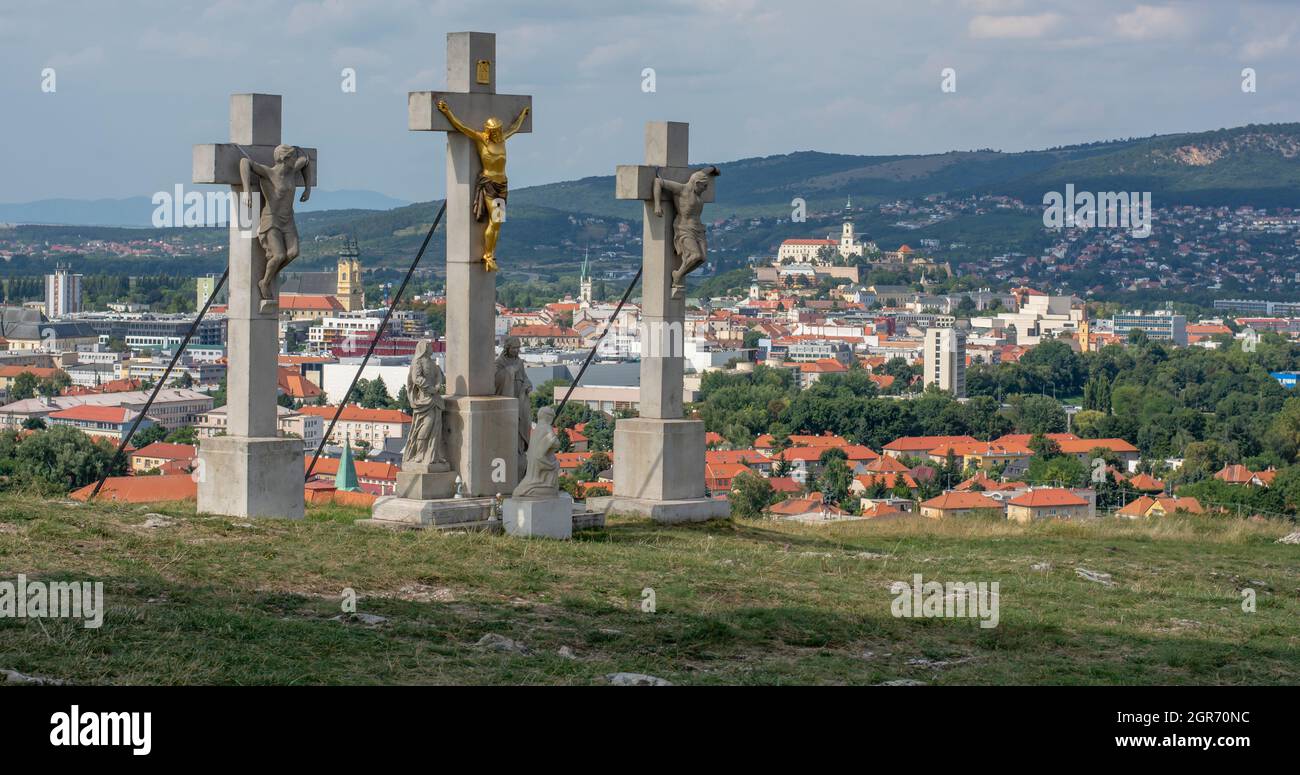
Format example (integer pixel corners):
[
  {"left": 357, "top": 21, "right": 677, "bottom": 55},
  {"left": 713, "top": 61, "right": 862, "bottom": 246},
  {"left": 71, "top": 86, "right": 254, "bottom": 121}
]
[
  {"left": 409, "top": 32, "right": 531, "bottom": 397},
  {"left": 589, "top": 122, "right": 729, "bottom": 523},
  {"left": 615, "top": 122, "right": 715, "bottom": 419},
  {"left": 191, "top": 94, "right": 314, "bottom": 519},
  {"left": 408, "top": 32, "right": 531, "bottom": 496}
]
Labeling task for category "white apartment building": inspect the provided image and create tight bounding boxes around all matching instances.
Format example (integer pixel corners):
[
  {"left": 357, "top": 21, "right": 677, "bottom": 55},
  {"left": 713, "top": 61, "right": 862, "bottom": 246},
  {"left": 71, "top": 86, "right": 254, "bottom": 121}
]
[{"left": 924, "top": 327, "right": 966, "bottom": 398}]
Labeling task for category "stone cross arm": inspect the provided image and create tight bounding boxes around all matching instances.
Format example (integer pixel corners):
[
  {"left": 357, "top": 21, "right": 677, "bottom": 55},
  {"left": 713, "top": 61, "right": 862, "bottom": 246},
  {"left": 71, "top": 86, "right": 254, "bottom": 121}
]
[
  {"left": 409, "top": 91, "right": 532, "bottom": 133},
  {"left": 192, "top": 144, "right": 318, "bottom": 186},
  {"left": 615, "top": 164, "right": 716, "bottom": 203}
]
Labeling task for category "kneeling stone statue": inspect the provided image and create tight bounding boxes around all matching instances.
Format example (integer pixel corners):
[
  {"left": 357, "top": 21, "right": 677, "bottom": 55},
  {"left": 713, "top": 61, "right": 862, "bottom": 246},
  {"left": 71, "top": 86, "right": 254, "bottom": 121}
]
[{"left": 504, "top": 406, "right": 573, "bottom": 539}]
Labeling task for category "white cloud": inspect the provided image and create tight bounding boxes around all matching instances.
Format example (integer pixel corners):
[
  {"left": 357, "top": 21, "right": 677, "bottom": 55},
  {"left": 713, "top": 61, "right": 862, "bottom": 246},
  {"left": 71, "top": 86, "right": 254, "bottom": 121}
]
[
  {"left": 1113, "top": 4, "right": 1193, "bottom": 41},
  {"left": 968, "top": 13, "right": 1063, "bottom": 40}
]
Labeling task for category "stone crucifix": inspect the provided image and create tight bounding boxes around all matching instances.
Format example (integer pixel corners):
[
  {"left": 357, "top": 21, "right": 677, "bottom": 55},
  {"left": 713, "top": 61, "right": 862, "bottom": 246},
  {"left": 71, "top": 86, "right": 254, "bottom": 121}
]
[
  {"left": 614, "top": 121, "right": 717, "bottom": 419},
  {"left": 591, "top": 121, "right": 728, "bottom": 523},
  {"left": 191, "top": 93, "right": 314, "bottom": 519},
  {"left": 408, "top": 32, "right": 532, "bottom": 496}
]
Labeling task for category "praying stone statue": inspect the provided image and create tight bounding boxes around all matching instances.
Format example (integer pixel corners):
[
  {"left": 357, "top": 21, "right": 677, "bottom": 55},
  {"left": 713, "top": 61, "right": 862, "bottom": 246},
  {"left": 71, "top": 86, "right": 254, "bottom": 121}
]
[
  {"left": 436, "top": 98, "right": 530, "bottom": 272},
  {"left": 654, "top": 165, "right": 720, "bottom": 296},
  {"left": 240, "top": 144, "right": 313, "bottom": 303},
  {"left": 494, "top": 336, "right": 533, "bottom": 472},
  {"left": 401, "top": 340, "right": 448, "bottom": 469},
  {"left": 512, "top": 406, "right": 561, "bottom": 498}
]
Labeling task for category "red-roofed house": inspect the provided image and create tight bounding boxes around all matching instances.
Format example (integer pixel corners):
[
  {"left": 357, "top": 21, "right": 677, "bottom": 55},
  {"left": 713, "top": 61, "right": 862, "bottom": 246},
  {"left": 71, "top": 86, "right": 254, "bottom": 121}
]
[
  {"left": 884, "top": 435, "right": 979, "bottom": 459},
  {"left": 130, "top": 442, "right": 197, "bottom": 474},
  {"left": 47, "top": 405, "right": 154, "bottom": 441},
  {"left": 1117, "top": 496, "right": 1205, "bottom": 518},
  {"left": 919, "top": 491, "right": 1004, "bottom": 519},
  {"left": 300, "top": 405, "right": 411, "bottom": 447},
  {"left": 706, "top": 462, "right": 752, "bottom": 493},
  {"left": 508, "top": 325, "right": 582, "bottom": 347},
  {"left": 1005, "top": 488, "right": 1093, "bottom": 522}
]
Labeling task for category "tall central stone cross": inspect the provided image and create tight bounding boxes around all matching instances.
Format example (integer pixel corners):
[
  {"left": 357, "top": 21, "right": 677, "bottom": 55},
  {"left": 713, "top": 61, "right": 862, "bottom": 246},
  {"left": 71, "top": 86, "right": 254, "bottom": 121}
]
[
  {"left": 409, "top": 32, "right": 532, "bottom": 496},
  {"left": 191, "top": 94, "right": 315, "bottom": 519},
  {"left": 590, "top": 121, "right": 729, "bottom": 523}
]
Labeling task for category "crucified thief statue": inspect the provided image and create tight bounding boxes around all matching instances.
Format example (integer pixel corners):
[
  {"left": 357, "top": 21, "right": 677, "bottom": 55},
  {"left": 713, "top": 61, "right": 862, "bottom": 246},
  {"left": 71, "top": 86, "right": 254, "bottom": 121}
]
[
  {"left": 240, "top": 145, "right": 312, "bottom": 303},
  {"left": 654, "top": 165, "right": 720, "bottom": 297},
  {"left": 436, "top": 99, "right": 529, "bottom": 272}
]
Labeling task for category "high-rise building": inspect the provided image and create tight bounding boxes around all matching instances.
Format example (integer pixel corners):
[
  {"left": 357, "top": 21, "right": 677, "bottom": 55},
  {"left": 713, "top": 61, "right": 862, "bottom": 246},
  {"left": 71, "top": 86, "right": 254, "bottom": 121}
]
[
  {"left": 195, "top": 274, "right": 228, "bottom": 311},
  {"left": 924, "top": 326, "right": 966, "bottom": 398},
  {"left": 45, "top": 265, "right": 82, "bottom": 318}
]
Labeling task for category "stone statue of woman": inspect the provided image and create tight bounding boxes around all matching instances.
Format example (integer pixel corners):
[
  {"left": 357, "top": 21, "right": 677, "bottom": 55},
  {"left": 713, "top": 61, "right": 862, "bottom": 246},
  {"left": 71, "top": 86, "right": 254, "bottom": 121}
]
[
  {"left": 401, "top": 340, "right": 447, "bottom": 469},
  {"left": 512, "top": 405, "right": 561, "bottom": 498}
]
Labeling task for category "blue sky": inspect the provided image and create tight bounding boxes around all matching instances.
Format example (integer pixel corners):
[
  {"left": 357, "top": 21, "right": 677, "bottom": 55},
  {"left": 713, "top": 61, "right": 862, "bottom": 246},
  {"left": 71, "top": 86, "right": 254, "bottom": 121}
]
[{"left": 2, "top": 0, "right": 1297, "bottom": 202}]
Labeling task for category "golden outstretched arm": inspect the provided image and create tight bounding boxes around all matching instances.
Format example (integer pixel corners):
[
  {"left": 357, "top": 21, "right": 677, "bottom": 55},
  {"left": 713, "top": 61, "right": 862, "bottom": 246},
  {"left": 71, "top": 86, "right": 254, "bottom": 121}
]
[
  {"left": 505, "top": 106, "right": 529, "bottom": 139},
  {"left": 436, "top": 99, "right": 480, "bottom": 140}
]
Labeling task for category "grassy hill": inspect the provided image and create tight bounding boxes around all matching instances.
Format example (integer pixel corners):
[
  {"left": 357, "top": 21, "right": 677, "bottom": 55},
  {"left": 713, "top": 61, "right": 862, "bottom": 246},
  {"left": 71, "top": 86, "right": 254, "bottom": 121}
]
[{"left": 1, "top": 493, "right": 1296, "bottom": 685}]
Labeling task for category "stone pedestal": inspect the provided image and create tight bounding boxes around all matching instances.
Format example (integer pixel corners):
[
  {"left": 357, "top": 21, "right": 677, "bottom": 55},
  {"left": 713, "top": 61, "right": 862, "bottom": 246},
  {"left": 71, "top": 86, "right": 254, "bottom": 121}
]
[
  {"left": 502, "top": 493, "right": 574, "bottom": 540},
  {"left": 360, "top": 496, "right": 497, "bottom": 531},
  {"left": 587, "top": 417, "right": 729, "bottom": 523},
  {"left": 197, "top": 436, "right": 304, "bottom": 519},
  {"left": 395, "top": 462, "right": 457, "bottom": 500},
  {"left": 444, "top": 395, "right": 519, "bottom": 496}
]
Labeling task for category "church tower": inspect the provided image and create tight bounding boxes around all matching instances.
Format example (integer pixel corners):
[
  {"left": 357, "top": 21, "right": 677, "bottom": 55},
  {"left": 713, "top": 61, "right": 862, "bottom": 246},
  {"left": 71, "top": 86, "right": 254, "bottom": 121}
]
[
  {"left": 839, "top": 196, "right": 859, "bottom": 258},
  {"left": 336, "top": 236, "right": 364, "bottom": 312},
  {"left": 579, "top": 248, "right": 594, "bottom": 306}
]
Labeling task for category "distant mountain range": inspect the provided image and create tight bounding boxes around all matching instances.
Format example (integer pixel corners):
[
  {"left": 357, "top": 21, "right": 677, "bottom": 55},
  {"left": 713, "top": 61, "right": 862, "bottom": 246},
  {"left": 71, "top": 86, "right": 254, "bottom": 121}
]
[
  {"left": 7, "top": 122, "right": 1299, "bottom": 270},
  {"left": 503, "top": 122, "right": 1300, "bottom": 220},
  {"left": 0, "top": 189, "right": 411, "bottom": 227}
]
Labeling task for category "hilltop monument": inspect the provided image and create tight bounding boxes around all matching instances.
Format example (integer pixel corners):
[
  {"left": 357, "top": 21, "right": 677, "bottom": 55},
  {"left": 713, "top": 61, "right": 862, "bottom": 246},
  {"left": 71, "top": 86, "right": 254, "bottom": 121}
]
[
  {"left": 192, "top": 93, "right": 315, "bottom": 519},
  {"left": 588, "top": 121, "right": 730, "bottom": 523},
  {"left": 364, "top": 32, "right": 532, "bottom": 530}
]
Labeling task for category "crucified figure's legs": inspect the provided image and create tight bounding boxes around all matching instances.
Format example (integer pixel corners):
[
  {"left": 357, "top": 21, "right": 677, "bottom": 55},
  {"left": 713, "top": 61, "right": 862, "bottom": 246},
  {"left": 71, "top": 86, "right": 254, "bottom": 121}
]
[
  {"left": 259, "top": 230, "right": 288, "bottom": 301},
  {"left": 483, "top": 198, "right": 503, "bottom": 272}
]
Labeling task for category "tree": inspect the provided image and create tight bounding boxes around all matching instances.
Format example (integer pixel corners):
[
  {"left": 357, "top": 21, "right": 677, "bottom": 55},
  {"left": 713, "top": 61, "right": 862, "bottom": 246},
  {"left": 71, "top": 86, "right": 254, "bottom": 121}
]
[
  {"left": 1015, "top": 395, "right": 1068, "bottom": 435},
  {"left": 10, "top": 371, "right": 38, "bottom": 401},
  {"left": 165, "top": 425, "right": 198, "bottom": 445},
  {"left": 357, "top": 377, "right": 395, "bottom": 409},
  {"left": 730, "top": 470, "right": 778, "bottom": 519},
  {"left": 6, "top": 426, "right": 125, "bottom": 492},
  {"left": 132, "top": 424, "right": 169, "bottom": 447},
  {"left": 21, "top": 417, "right": 46, "bottom": 431},
  {"left": 582, "top": 415, "right": 614, "bottom": 452},
  {"left": 820, "top": 457, "right": 854, "bottom": 507},
  {"left": 579, "top": 451, "right": 611, "bottom": 482}
]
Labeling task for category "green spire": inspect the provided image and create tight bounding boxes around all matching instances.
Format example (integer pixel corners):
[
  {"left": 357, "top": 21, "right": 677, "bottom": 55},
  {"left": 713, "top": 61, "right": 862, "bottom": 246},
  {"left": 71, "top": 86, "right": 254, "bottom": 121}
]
[{"left": 335, "top": 432, "right": 361, "bottom": 492}]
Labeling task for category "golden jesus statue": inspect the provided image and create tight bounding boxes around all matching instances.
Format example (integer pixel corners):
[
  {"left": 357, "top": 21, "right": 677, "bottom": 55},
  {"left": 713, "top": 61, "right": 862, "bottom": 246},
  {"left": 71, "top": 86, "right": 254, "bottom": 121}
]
[{"left": 436, "top": 99, "right": 530, "bottom": 272}]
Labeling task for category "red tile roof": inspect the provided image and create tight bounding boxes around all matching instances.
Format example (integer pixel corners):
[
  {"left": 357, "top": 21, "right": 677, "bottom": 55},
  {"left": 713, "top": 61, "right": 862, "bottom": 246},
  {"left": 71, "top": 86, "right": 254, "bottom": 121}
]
[
  {"left": 920, "top": 492, "right": 1003, "bottom": 511},
  {"left": 1007, "top": 488, "right": 1088, "bottom": 507},
  {"left": 131, "top": 442, "right": 197, "bottom": 461},
  {"left": 70, "top": 474, "right": 197, "bottom": 503},
  {"left": 301, "top": 405, "right": 411, "bottom": 424},
  {"left": 48, "top": 405, "right": 137, "bottom": 423}
]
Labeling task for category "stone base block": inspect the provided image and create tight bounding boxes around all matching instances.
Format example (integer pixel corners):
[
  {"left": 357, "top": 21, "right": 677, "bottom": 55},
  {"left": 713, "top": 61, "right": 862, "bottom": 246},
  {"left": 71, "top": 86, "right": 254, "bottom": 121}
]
[
  {"left": 197, "top": 435, "right": 304, "bottom": 519},
  {"left": 444, "top": 395, "right": 520, "bottom": 497},
  {"left": 360, "top": 496, "right": 496, "bottom": 531},
  {"left": 503, "top": 494, "right": 574, "bottom": 540},
  {"left": 612, "top": 417, "right": 707, "bottom": 502},
  {"left": 587, "top": 495, "right": 730, "bottom": 524},
  {"left": 395, "top": 468, "right": 458, "bottom": 500}
]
